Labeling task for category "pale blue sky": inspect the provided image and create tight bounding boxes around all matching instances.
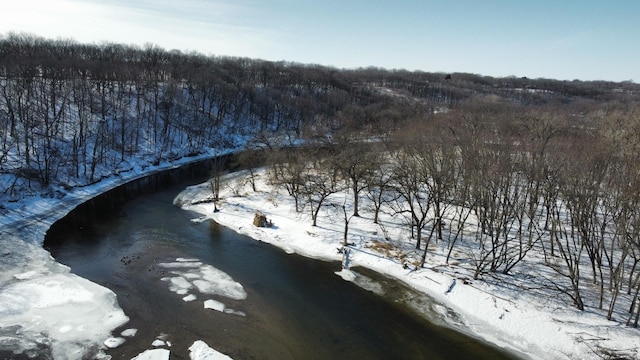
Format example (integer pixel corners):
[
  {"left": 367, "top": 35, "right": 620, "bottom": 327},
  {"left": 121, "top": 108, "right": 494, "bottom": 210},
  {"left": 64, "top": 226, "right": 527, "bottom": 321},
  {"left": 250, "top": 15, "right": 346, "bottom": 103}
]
[{"left": 2, "top": 0, "right": 638, "bottom": 82}]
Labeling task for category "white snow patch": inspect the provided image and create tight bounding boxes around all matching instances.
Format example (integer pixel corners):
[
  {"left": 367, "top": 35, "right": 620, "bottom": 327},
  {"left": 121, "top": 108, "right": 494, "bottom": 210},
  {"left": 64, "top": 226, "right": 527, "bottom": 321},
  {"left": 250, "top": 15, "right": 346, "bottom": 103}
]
[
  {"left": 189, "top": 340, "right": 233, "bottom": 360},
  {"left": 13, "top": 271, "right": 40, "bottom": 280}
]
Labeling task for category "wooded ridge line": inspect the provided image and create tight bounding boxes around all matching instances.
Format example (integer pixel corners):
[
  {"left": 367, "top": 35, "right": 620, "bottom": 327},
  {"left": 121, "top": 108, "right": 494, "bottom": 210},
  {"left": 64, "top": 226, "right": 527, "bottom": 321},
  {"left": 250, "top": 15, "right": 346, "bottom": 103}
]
[{"left": 0, "top": 33, "right": 637, "bottom": 190}]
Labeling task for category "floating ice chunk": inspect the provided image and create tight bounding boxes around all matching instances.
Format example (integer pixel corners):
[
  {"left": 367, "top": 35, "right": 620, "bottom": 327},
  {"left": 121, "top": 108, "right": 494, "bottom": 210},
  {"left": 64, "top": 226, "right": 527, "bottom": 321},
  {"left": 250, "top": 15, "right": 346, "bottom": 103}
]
[
  {"left": 223, "top": 308, "right": 246, "bottom": 317},
  {"left": 204, "top": 299, "right": 226, "bottom": 312},
  {"left": 189, "top": 340, "right": 233, "bottom": 360},
  {"left": 195, "top": 265, "right": 247, "bottom": 300},
  {"left": 0, "top": 273, "right": 129, "bottom": 359},
  {"left": 121, "top": 328, "right": 138, "bottom": 337},
  {"left": 131, "top": 348, "right": 170, "bottom": 360},
  {"left": 183, "top": 294, "right": 197, "bottom": 302},
  {"left": 336, "top": 269, "right": 385, "bottom": 295},
  {"left": 352, "top": 272, "right": 385, "bottom": 296},
  {"left": 104, "top": 337, "right": 126, "bottom": 348},
  {"left": 158, "top": 257, "right": 247, "bottom": 319},
  {"left": 159, "top": 258, "right": 247, "bottom": 302},
  {"left": 203, "top": 300, "right": 244, "bottom": 316},
  {"left": 1, "top": 276, "right": 94, "bottom": 309},
  {"left": 152, "top": 339, "right": 166, "bottom": 347},
  {"left": 335, "top": 269, "right": 356, "bottom": 282},
  {"left": 162, "top": 275, "right": 195, "bottom": 295},
  {"left": 159, "top": 261, "right": 202, "bottom": 269},
  {"left": 182, "top": 272, "right": 202, "bottom": 280},
  {"left": 170, "top": 276, "right": 193, "bottom": 290}
]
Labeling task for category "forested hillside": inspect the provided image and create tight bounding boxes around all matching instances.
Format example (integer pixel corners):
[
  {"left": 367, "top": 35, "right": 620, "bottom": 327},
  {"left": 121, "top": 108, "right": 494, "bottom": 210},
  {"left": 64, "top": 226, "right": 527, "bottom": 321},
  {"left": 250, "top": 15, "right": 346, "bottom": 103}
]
[{"left": 1, "top": 33, "right": 638, "bottom": 201}]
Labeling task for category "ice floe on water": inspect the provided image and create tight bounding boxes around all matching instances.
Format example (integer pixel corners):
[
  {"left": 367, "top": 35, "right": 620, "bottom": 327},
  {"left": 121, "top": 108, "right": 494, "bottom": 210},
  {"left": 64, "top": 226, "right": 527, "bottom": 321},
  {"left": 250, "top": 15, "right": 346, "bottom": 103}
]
[
  {"left": 113, "top": 338, "right": 234, "bottom": 360},
  {"left": 131, "top": 348, "right": 170, "bottom": 360},
  {"left": 128, "top": 334, "right": 178, "bottom": 359},
  {"left": 189, "top": 340, "right": 233, "bottom": 360},
  {"left": 203, "top": 299, "right": 226, "bottom": 312},
  {"left": 202, "top": 299, "right": 246, "bottom": 316},
  {"left": 104, "top": 337, "right": 126, "bottom": 348},
  {"left": 0, "top": 259, "right": 129, "bottom": 359},
  {"left": 160, "top": 261, "right": 202, "bottom": 269},
  {"left": 158, "top": 257, "right": 247, "bottom": 316},
  {"left": 334, "top": 269, "right": 385, "bottom": 296},
  {"left": 183, "top": 294, "right": 197, "bottom": 302},
  {"left": 334, "top": 268, "right": 356, "bottom": 282},
  {"left": 121, "top": 328, "right": 138, "bottom": 337},
  {"left": 152, "top": 339, "right": 168, "bottom": 347},
  {"left": 159, "top": 258, "right": 246, "bottom": 300},
  {"left": 102, "top": 328, "right": 137, "bottom": 351}
]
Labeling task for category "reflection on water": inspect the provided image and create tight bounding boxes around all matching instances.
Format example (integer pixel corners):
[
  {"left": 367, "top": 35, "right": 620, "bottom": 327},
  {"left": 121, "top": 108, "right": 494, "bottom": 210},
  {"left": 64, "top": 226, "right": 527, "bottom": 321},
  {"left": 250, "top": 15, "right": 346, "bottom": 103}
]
[{"left": 45, "top": 183, "right": 517, "bottom": 360}]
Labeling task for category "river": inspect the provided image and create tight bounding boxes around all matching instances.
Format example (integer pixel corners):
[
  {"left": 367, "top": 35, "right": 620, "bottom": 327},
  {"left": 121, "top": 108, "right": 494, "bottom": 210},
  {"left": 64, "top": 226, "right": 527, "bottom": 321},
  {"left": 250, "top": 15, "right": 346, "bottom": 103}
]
[{"left": 44, "top": 177, "right": 517, "bottom": 360}]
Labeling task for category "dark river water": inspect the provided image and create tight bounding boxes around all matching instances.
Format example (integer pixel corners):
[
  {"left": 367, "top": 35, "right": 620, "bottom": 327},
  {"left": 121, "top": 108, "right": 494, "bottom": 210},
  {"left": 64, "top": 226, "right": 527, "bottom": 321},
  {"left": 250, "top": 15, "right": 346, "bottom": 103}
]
[{"left": 44, "top": 179, "right": 518, "bottom": 360}]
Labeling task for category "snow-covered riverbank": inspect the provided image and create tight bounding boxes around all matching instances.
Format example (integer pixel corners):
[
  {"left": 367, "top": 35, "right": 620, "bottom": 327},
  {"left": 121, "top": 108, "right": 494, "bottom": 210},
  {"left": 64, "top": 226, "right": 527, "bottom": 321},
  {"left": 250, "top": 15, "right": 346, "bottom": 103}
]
[
  {"left": 0, "top": 150, "right": 232, "bottom": 359},
  {"left": 178, "top": 168, "right": 640, "bottom": 360},
  {"left": 2, "top": 154, "right": 639, "bottom": 359}
]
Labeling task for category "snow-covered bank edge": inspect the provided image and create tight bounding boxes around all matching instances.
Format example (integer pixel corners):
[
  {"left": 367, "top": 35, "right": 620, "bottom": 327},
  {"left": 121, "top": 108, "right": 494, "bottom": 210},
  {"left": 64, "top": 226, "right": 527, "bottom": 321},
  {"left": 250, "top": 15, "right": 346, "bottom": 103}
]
[
  {"left": 0, "top": 149, "right": 231, "bottom": 359},
  {"left": 179, "top": 169, "right": 640, "bottom": 360}
]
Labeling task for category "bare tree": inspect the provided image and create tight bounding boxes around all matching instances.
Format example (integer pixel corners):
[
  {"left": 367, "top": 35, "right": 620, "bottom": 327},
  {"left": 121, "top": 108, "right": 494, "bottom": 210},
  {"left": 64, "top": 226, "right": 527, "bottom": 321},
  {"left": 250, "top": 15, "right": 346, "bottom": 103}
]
[
  {"left": 300, "top": 155, "right": 342, "bottom": 226},
  {"left": 330, "top": 123, "right": 379, "bottom": 217},
  {"left": 389, "top": 145, "right": 433, "bottom": 252},
  {"left": 234, "top": 146, "right": 266, "bottom": 192},
  {"left": 268, "top": 148, "right": 305, "bottom": 212},
  {"left": 209, "top": 154, "right": 226, "bottom": 212},
  {"left": 364, "top": 151, "right": 394, "bottom": 224}
]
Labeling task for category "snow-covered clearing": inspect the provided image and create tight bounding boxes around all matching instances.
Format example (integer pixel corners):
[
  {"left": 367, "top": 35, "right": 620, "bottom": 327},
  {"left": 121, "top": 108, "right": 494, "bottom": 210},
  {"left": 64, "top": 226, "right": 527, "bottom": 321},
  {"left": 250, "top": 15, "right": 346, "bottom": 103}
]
[{"left": 178, "top": 168, "right": 640, "bottom": 360}]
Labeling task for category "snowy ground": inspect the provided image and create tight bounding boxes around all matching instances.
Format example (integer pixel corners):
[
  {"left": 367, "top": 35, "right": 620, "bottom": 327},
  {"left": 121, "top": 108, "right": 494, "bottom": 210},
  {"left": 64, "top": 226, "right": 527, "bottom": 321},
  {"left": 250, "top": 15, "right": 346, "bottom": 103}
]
[
  {"left": 0, "top": 150, "right": 237, "bottom": 359},
  {"left": 177, "top": 168, "right": 640, "bottom": 360},
  {"left": 2, "top": 152, "right": 639, "bottom": 359}
]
